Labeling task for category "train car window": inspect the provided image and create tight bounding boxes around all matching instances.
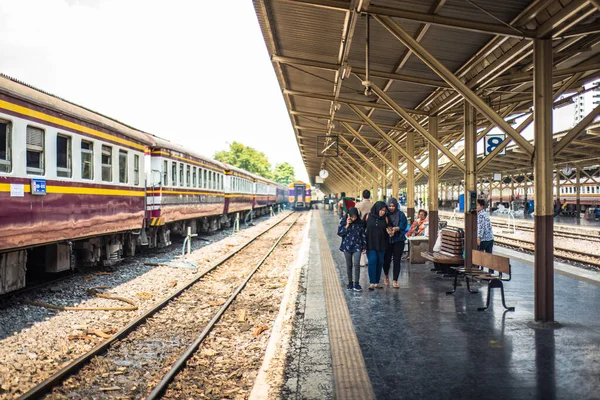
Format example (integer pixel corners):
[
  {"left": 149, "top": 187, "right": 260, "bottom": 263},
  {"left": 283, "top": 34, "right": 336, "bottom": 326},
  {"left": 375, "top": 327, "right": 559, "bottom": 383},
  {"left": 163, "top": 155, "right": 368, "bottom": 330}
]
[
  {"left": 81, "top": 140, "right": 94, "bottom": 179},
  {"left": 101, "top": 145, "right": 112, "bottom": 182},
  {"left": 186, "top": 165, "right": 191, "bottom": 187},
  {"left": 134, "top": 155, "right": 140, "bottom": 185},
  {"left": 172, "top": 162, "right": 177, "bottom": 186},
  {"left": 163, "top": 160, "right": 168, "bottom": 186},
  {"left": 220, "top": 174, "right": 223, "bottom": 190},
  {"left": 26, "top": 125, "right": 45, "bottom": 175},
  {"left": 587, "top": 186, "right": 591, "bottom": 193},
  {"left": 213, "top": 172, "right": 217, "bottom": 190},
  {"left": 203, "top": 169, "right": 207, "bottom": 189},
  {"left": 0, "top": 120, "right": 12, "bottom": 173},
  {"left": 193, "top": 167, "right": 197, "bottom": 187},
  {"left": 56, "top": 135, "right": 72, "bottom": 178},
  {"left": 179, "top": 163, "right": 184, "bottom": 187},
  {"left": 119, "top": 150, "right": 128, "bottom": 183}
]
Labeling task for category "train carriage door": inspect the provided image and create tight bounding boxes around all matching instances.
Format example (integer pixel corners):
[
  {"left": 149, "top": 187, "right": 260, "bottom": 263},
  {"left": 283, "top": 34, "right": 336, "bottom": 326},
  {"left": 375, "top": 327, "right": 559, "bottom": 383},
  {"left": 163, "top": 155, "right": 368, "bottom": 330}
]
[{"left": 294, "top": 184, "right": 305, "bottom": 208}]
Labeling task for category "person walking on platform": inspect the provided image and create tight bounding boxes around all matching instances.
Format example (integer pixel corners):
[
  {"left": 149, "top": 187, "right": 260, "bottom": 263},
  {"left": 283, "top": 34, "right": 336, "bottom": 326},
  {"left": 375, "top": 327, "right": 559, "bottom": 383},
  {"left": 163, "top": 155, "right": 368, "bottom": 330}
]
[
  {"left": 383, "top": 198, "right": 407, "bottom": 288},
  {"left": 337, "top": 207, "right": 366, "bottom": 292},
  {"left": 337, "top": 192, "right": 346, "bottom": 217},
  {"left": 364, "top": 201, "right": 390, "bottom": 290},
  {"left": 477, "top": 199, "right": 494, "bottom": 254},
  {"left": 356, "top": 189, "right": 373, "bottom": 218}
]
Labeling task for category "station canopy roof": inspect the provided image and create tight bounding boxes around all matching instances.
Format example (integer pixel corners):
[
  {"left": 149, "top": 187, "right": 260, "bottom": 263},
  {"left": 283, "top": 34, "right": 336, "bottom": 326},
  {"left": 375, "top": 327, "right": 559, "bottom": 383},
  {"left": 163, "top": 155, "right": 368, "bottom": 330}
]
[{"left": 254, "top": 0, "right": 600, "bottom": 192}]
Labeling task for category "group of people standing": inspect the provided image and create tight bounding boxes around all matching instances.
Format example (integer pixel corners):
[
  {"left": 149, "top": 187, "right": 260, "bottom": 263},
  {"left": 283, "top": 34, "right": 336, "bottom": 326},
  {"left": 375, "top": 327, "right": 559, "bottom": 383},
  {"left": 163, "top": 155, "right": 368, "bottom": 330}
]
[{"left": 337, "top": 190, "right": 409, "bottom": 291}]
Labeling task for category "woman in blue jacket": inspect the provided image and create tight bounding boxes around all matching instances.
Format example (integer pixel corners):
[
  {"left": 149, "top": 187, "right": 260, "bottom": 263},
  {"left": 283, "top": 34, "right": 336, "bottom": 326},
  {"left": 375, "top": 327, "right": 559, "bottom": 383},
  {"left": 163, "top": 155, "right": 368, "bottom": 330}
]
[
  {"left": 337, "top": 207, "right": 366, "bottom": 292},
  {"left": 383, "top": 197, "right": 408, "bottom": 288}
]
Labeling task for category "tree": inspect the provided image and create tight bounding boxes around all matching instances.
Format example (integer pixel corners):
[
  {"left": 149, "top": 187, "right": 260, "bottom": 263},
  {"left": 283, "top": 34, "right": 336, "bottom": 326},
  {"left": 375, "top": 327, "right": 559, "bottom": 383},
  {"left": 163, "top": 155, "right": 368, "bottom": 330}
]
[
  {"left": 214, "top": 142, "right": 272, "bottom": 179},
  {"left": 273, "top": 162, "right": 295, "bottom": 185}
]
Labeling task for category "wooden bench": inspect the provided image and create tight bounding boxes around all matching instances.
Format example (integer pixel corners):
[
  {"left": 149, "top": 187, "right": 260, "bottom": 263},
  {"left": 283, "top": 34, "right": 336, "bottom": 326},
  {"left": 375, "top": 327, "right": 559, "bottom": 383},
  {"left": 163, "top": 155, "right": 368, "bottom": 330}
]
[
  {"left": 471, "top": 250, "right": 515, "bottom": 311},
  {"left": 421, "top": 227, "right": 464, "bottom": 274},
  {"left": 445, "top": 250, "right": 515, "bottom": 311}
]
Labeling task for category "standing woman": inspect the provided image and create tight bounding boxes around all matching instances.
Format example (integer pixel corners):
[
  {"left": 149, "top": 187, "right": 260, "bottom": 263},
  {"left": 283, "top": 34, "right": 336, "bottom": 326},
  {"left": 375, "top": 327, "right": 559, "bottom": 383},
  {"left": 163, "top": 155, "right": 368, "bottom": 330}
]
[
  {"left": 364, "top": 201, "right": 390, "bottom": 290},
  {"left": 383, "top": 198, "right": 408, "bottom": 288},
  {"left": 337, "top": 207, "right": 366, "bottom": 292}
]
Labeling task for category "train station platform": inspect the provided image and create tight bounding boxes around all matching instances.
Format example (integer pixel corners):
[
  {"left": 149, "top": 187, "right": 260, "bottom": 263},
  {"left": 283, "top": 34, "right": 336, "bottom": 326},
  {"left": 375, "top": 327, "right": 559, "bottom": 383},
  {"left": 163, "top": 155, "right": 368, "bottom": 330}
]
[{"left": 282, "top": 209, "right": 600, "bottom": 400}]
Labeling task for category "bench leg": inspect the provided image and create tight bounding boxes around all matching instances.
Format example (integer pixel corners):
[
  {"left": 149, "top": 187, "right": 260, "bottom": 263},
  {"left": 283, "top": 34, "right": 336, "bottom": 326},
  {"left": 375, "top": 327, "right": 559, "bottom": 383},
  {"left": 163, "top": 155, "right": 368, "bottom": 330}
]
[
  {"left": 446, "top": 271, "right": 459, "bottom": 295},
  {"left": 477, "top": 280, "right": 514, "bottom": 311},
  {"left": 465, "top": 276, "right": 478, "bottom": 294},
  {"left": 499, "top": 283, "right": 515, "bottom": 311}
]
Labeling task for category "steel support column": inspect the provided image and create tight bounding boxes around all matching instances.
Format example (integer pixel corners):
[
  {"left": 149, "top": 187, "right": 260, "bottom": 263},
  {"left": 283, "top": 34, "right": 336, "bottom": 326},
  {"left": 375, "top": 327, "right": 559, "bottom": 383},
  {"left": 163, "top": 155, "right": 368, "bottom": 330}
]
[
  {"left": 576, "top": 167, "right": 581, "bottom": 221},
  {"left": 392, "top": 149, "right": 399, "bottom": 200},
  {"left": 406, "top": 131, "right": 415, "bottom": 223},
  {"left": 464, "top": 101, "right": 477, "bottom": 269},
  {"left": 428, "top": 116, "right": 439, "bottom": 252},
  {"left": 533, "top": 39, "right": 554, "bottom": 322}
]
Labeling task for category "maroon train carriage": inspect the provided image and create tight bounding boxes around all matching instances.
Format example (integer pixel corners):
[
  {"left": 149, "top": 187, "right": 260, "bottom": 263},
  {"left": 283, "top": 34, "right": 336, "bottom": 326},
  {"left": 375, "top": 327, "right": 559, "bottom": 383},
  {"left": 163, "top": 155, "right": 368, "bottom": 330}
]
[
  {"left": 145, "top": 137, "right": 228, "bottom": 247},
  {"left": 0, "top": 75, "right": 149, "bottom": 294},
  {"left": 223, "top": 164, "right": 255, "bottom": 216}
]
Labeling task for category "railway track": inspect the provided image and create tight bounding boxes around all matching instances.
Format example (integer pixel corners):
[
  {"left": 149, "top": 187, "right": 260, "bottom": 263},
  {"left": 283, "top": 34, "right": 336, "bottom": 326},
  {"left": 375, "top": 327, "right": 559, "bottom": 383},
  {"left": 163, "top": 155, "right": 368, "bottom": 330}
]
[
  {"left": 438, "top": 213, "right": 600, "bottom": 269},
  {"left": 16, "top": 211, "right": 303, "bottom": 400},
  {"left": 439, "top": 210, "right": 600, "bottom": 243}
]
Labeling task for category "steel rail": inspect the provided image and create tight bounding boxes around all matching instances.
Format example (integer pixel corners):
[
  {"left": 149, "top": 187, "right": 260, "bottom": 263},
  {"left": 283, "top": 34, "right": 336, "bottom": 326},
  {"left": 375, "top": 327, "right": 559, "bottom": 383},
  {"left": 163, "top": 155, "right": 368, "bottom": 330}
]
[
  {"left": 441, "top": 211, "right": 600, "bottom": 241},
  {"left": 146, "top": 213, "right": 301, "bottom": 399},
  {"left": 16, "top": 211, "right": 296, "bottom": 400}
]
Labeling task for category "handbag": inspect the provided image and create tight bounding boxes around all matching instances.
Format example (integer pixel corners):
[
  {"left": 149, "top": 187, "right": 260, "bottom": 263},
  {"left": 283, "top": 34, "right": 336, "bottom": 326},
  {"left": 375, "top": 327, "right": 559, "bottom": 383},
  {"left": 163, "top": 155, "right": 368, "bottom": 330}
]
[{"left": 360, "top": 252, "right": 368, "bottom": 267}]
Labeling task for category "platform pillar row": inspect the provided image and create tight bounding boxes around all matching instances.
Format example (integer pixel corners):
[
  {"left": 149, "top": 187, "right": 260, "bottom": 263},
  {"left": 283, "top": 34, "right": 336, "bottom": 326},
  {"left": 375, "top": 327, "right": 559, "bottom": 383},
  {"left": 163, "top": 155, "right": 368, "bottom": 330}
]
[
  {"left": 464, "top": 101, "right": 477, "bottom": 269},
  {"left": 576, "top": 167, "right": 581, "bottom": 220},
  {"left": 428, "top": 116, "right": 439, "bottom": 252},
  {"left": 392, "top": 149, "right": 399, "bottom": 200},
  {"left": 406, "top": 130, "right": 415, "bottom": 223},
  {"left": 533, "top": 38, "right": 554, "bottom": 323}
]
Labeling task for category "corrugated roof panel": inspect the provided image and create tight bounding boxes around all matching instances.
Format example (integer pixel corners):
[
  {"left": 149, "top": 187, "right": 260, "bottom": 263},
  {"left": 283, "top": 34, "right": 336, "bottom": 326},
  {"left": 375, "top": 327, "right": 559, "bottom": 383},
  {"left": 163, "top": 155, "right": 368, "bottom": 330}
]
[{"left": 269, "top": 1, "right": 347, "bottom": 64}]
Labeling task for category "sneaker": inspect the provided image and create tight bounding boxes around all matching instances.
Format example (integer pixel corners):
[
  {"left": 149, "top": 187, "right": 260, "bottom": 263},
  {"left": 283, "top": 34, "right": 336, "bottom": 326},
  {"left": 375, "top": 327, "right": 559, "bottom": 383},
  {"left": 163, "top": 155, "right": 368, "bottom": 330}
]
[
  {"left": 346, "top": 282, "right": 354, "bottom": 290},
  {"left": 353, "top": 284, "right": 363, "bottom": 292}
]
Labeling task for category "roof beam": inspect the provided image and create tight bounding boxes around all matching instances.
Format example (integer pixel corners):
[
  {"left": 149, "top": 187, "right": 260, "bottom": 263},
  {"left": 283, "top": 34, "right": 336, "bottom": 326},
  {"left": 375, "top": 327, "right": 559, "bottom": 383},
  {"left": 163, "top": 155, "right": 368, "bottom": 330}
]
[
  {"left": 365, "top": 81, "right": 466, "bottom": 172},
  {"left": 340, "top": 125, "right": 408, "bottom": 182},
  {"left": 553, "top": 103, "right": 600, "bottom": 157},
  {"left": 347, "top": 106, "right": 429, "bottom": 176},
  {"left": 375, "top": 15, "right": 535, "bottom": 156},
  {"left": 272, "top": 55, "right": 450, "bottom": 88},
  {"left": 283, "top": 89, "right": 429, "bottom": 116},
  {"left": 287, "top": 0, "right": 536, "bottom": 38},
  {"left": 338, "top": 135, "right": 388, "bottom": 178}
]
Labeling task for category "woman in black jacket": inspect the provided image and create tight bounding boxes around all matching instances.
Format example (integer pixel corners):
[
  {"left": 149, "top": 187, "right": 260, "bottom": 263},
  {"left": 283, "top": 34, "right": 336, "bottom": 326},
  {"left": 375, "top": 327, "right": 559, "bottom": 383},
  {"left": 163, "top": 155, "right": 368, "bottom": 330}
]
[
  {"left": 364, "top": 201, "right": 390, "bottom": 290},
  {"left": 383, "top": 198, "right": 408, "bottom": 288}
]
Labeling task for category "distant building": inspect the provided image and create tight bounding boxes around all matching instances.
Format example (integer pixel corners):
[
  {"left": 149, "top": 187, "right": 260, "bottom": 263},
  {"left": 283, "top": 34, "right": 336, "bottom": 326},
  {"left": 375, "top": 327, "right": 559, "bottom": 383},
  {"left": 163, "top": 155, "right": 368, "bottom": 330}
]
[{"left": 574, "top": 79, "right": 600, "bottom": 126}]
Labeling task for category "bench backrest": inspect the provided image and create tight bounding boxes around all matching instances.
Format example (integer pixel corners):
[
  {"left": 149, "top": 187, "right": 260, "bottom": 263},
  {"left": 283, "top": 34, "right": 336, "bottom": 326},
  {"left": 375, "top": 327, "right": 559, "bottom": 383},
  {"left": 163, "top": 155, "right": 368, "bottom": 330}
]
[
  {"left": 440, "top": 227, "right": 464, "bottom": 256},
  {"left": 472, "top": 250, "right": 510, "bottom": 275}
]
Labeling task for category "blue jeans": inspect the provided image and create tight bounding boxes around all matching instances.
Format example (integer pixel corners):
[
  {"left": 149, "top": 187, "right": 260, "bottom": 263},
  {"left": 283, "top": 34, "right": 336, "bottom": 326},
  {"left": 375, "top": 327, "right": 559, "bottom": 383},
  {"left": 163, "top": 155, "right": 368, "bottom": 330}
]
[{"left": 367, "top": 250, "right": 385, "bottom": 284}]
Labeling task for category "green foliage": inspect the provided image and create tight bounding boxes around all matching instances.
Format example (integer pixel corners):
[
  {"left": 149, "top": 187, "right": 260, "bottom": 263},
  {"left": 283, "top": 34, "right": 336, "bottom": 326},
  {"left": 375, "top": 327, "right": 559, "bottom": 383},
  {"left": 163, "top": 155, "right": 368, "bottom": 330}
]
[
  {"left": 272, "top": 162, "right": 295, "bottom": 185},
  {"left": 214, "top": 142, "right": 272, "bottom": 179}
]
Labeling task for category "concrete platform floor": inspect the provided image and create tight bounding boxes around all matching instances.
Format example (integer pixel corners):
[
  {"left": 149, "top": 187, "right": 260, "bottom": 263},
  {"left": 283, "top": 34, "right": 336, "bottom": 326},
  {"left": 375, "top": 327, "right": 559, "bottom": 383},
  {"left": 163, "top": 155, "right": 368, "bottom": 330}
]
[{"left": 284, "top": 209, "right": 600, "bottom": 400}]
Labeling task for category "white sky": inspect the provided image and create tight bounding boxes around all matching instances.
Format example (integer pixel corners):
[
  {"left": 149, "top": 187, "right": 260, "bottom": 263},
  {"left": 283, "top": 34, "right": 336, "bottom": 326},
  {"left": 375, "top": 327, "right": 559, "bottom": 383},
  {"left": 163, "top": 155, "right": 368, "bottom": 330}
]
[{"left": 0, "top": 0, "right": 310, "bottom": 182}]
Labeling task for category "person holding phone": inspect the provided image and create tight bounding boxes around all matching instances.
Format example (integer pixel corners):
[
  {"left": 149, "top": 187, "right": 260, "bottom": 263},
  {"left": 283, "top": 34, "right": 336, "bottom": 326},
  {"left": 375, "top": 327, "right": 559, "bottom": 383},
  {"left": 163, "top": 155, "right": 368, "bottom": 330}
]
[
  {"left": 337, "top": 207, "right": 366, "bottom": 292},
  {"left": 383, "top": 198, "right": 408, "bottom": 288},
  {"left": 364, "top": 201, "right": 390, "bottom": 290}
]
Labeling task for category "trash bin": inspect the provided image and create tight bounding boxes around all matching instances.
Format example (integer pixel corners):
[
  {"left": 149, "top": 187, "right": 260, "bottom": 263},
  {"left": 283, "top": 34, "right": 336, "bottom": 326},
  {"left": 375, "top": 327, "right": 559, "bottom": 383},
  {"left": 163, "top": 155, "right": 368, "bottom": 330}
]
[{"left": 408, "top": 237, "right": 429, "bottom": 263}]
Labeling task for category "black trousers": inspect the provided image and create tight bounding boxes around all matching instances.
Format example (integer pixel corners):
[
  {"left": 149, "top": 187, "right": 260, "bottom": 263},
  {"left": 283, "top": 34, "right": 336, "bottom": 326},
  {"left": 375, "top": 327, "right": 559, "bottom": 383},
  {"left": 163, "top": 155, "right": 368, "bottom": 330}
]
[
  {"left": 478, "top": 240, "right": 493, "bottom": 254},
  {"left": 383, "top": 240, "right": 405, "bottom": 281}
]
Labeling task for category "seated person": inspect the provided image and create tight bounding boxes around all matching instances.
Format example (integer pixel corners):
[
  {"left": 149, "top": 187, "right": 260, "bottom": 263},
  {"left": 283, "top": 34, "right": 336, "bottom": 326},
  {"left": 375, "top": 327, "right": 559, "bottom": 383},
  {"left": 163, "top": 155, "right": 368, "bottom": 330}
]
[
  {"left": 403, "top": 209, "right": 429, "bottom": 259},
  {"left": 406, "top": 209, "right": 429, "bottom": 238}
]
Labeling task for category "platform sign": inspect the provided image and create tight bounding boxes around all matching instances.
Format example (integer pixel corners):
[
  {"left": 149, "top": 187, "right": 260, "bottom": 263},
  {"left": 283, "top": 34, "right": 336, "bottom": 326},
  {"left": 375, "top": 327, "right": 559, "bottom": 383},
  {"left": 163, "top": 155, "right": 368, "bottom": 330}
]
[
  {"left": 31, "top": 178, "right": 47, "bottom": 195},
  {"left": 484, "top": 134, "right": 506, "bottom": 155}
]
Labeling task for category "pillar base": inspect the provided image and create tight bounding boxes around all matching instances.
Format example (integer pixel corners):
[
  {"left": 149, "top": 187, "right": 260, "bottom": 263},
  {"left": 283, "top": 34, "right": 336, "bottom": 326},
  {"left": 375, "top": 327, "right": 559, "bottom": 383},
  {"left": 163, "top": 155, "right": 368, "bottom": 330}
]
[
  {"left": 428, "top": 210, "right": 438, "bottom": 252},
  {"left": 534, "top": 214, "right": 554, "bottom": 322}
]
